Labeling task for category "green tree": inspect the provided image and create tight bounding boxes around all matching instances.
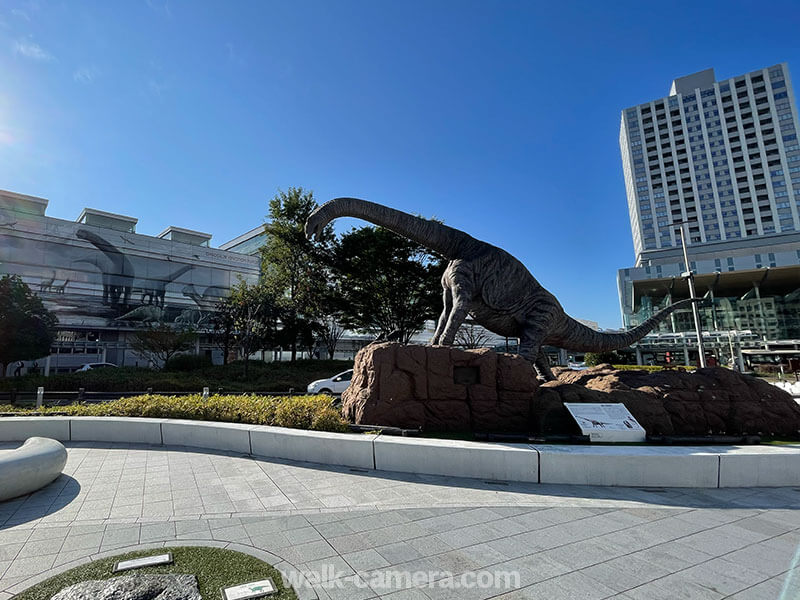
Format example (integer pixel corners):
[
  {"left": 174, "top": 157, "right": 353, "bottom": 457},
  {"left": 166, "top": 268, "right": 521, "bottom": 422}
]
[
  {"left": 220, "top": 279, "right": 280, "bottom": 376},
  {"left": 584, "top": 351, "right": 621, "bottom": 367},
  {"left": 260, "top": 187, "right": 335, "bottom": 361},
  {"left": 332, "top": 226, "right": 444, "bottom": 343},
  {"left": 129, "top": 323, "right": 197, "bottom": 370},
  {"left": 0, "top": 275, "right": 57, "bottom": 377}
]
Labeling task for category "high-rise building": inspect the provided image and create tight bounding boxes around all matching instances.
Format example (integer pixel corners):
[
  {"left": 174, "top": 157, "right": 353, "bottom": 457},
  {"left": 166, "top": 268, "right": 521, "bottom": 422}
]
[
  {"left": 617, "top": 64, "right": 800, "bottom": 364},
  {"left": 620, "top": 63, "right": 799, "bottom": 261}
]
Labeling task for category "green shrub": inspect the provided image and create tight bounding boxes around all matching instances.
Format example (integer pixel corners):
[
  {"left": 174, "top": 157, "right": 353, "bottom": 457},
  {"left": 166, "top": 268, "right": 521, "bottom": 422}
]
[
  {"left": 0, "top": 393, "right": 349, "bottom": 432},
  {"left": 164, "top": 354, "right": 213, "bottom": 372},
  {"left": 0, "top": 359, "right": 354, "bottom": 393}
]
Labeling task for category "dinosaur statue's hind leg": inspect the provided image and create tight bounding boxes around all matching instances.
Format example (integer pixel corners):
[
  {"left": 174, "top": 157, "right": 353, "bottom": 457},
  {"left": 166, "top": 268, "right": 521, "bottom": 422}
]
[
  {"left": 533, "top": 352, "right": 556, "bottom": 382},
  {"left": 431, "top": 287, "right": 453, "bottom": 345},
  {"left": 519, "top": 309, "right": 558, "bottom": 381}
]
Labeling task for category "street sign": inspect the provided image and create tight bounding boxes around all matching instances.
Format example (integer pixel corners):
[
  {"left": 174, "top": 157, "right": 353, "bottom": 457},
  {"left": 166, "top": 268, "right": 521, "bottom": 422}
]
[
  {"left": 564, "top": 403, "right": 646, "bottom": 442},
  {"left": 221, "top": 578, "right": 277, "bottom": 600},
  {"left": 113, "top": 552, "right": 173, "bottom": 572}
]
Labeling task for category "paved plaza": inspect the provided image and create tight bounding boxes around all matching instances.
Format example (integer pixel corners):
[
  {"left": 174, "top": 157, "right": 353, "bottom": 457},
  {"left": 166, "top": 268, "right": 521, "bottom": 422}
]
[{"left": 1, "top": 442, "right": 799, "bottom": 599}]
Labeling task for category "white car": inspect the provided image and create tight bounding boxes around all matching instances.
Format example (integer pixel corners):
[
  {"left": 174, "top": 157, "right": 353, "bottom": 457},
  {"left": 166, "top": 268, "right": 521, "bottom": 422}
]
[
  {"left": 76, "top": 362, "right": 118, "bottom": 372},
  {"left": 307, "top": 369, "right": 354, "bottom": 395}
]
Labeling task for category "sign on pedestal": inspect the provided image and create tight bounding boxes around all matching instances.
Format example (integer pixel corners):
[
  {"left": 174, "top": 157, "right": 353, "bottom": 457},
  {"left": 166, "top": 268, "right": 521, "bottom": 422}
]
[{"left": 564, "top": 403, "right": 646, "bottom": 442}]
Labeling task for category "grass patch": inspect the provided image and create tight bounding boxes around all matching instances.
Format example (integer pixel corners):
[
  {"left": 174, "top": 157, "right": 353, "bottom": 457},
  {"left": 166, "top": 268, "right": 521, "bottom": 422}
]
[
  {"left": 0, "top": 393, "right": 349, "bottom": 432},
  {"left": 13, "top": 546, "right": 297, "bottom": 600},
  {"left": 0, "top": 359, "right": 353, "bottom": 393}
]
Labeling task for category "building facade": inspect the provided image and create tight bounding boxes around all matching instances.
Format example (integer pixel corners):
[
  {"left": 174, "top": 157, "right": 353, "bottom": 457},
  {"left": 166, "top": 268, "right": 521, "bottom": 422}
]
[
  {"left": 617, "top": 63, "right": 800, "bottom": 364},
  {"left": 0, "top": 189, "right": 260, "bottom": 373}
]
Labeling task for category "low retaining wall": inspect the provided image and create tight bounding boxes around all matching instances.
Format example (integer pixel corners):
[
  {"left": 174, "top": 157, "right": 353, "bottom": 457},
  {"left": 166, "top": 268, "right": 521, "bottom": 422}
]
[{"left": 1, "top": 416, "right": 799, "bottom": 488}]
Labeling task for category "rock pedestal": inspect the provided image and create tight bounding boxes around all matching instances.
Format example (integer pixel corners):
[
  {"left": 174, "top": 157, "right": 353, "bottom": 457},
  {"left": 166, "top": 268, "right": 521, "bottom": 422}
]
[
  {"left": 342, "top": 348, "right": 800, "bottom": 436},
  {"left": 536, "top": 364, "right": 800, "bottom": 437},
  {"left": 341, "top": 343, "right": 538, "bottom": 431}
]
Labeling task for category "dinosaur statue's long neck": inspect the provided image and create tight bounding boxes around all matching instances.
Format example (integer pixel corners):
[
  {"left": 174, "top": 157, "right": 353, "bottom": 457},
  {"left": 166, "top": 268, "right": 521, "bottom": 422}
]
[
  {"left": 312, "top": 197, "right": 486, "bottom": 259},
  {"left": 550, "top": 298, "right": 697, "bottom": 352}
]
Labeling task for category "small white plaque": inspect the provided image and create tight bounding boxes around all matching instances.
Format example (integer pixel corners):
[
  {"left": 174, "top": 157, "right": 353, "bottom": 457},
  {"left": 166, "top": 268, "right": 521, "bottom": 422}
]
[
  {"left": 113, "top": 552, "right": 173, "bottom": 572},
  {"left": 564, "top": 403, "right": 646, "bottom": 442},
  {"left": 222, "top": 579, "right": 277, "bottom": 600}
]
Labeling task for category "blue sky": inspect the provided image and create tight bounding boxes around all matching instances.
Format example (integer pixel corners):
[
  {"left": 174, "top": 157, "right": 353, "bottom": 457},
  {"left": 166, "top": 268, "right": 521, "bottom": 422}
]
[{"left": 2, "top": 0, "right": 799, "bottom": 328}]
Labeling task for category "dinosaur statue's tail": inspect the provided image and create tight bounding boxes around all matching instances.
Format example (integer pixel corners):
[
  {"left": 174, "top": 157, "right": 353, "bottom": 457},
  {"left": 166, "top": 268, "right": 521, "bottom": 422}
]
[
  {"left": 305, "top": 197, "right": 486, "bottom": 259},
  {"left": 553, "top": 298, "right": 702, "bottom": 352}
]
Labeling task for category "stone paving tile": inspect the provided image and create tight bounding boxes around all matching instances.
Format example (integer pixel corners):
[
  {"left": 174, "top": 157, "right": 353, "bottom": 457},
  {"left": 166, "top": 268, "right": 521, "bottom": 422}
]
[{"left": 4, "top": 442, "right": 800, "bottom": 600}]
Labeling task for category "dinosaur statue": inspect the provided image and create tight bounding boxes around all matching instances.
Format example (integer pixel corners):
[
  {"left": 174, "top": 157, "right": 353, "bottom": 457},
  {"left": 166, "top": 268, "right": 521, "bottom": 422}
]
[
  {"left": 141, "top": 264, "right": 194, "bottom": 307},
  {"left": 76, "top": 229, "right": 134, "bottom": 307},
  {"left": 305, "top": 197, "right": 699, "bottom": 380}
]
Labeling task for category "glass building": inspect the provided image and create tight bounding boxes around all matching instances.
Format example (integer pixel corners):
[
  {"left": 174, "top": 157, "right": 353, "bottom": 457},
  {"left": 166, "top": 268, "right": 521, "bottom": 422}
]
[
  {"left": 0, "top": 188, "right": 260, "bottom": 373},
  {"left": 617, "top": 63, "right": 800, "bottom": 360}
]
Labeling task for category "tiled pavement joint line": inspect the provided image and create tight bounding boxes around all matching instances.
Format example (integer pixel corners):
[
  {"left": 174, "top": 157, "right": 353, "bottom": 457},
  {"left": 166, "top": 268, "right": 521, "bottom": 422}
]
[
  {"left": 601, "top": 518, "right": 800, "bottom": 599},
  {"left": 469, "top": 509, "right": 791, "bottom": 600},
  {"left": 361, "top": 505, "right": 752, "bottom": 594}
]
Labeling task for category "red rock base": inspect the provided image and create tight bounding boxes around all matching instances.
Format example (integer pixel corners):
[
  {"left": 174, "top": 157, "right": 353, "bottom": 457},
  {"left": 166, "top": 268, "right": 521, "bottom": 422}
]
[
  {"left": 342, "top": 347, "right": 800, "bottom": 437},
  {"left": 341, "top": 343, "right": 538, "bottom": 432}
]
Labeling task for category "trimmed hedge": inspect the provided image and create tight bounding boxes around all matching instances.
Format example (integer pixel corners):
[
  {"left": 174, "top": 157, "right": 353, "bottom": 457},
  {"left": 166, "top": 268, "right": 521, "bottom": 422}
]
[
  {"left": 0, "top": 393, "right": 349, "bottom": 432},
  {"left": 0, "top": 359, "right": 353, "bottom": 392}
]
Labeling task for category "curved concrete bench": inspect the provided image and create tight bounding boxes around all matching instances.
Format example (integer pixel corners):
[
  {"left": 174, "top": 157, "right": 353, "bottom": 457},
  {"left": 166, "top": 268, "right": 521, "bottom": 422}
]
[
  {"left": 1, "top": 417, "right": 799, "bottom": 488},
  {"left": 0, "top": 437, "right": 68, "bottom": 502}
]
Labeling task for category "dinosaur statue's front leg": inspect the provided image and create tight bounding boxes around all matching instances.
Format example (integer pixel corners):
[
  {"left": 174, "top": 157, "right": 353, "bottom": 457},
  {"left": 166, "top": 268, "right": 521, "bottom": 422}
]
[{"left": 431, "top": 287, "right": 453, "bottom": 345}]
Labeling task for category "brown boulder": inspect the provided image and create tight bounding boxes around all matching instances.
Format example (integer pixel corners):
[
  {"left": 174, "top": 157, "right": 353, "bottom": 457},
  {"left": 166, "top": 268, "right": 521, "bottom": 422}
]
[
  {"left": 534, "top": 365, "right": 800, "bottom": 437},
  {"left": 341, "top": 343, "right": 537, "bottom": 431}
]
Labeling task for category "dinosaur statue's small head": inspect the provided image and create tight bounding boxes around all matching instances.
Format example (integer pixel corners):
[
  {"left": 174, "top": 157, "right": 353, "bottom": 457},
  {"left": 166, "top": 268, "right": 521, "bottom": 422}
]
[{"left": 304, "top": 212, "right": 324, "bottom": 242}]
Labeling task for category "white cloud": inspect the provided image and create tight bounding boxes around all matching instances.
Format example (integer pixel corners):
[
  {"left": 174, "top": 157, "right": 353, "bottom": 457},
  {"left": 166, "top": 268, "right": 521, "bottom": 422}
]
[
  {"left": 146, "top": 79, "right": 166, "bottom": 98},
  {"left": 11, "top": 8, "right": 30, "bottom": 21},
  {"left": 13, "top": 40, "right": 54, "bottom": 61},
  {"left": 145, "top": 0, "right": 171, "bottom": 18},
  {"left": 73, "top": 65, "right": 100, "bottom": 84}
]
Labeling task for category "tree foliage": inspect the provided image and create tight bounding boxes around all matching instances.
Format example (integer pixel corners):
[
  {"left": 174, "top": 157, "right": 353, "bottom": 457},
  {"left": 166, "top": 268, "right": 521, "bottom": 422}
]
[
  {"left": 0, "top": 275, "right": 57, "bottom": 375},
  {"left": 129, "top": 323, "right": 197, "bottom": 370},
  {"left": 217, "top": 280, "right": 280, "bottom": 376},
  {"left": 331, "top": 226, "right": 444, "bottom": 344},
  {"left": 455, "top": 321, "right": 494, "bottom": 349},
  {"left": 260, "top": 188, "right": 334, "bottom": 360},
  {"left": 584, "top": 351, "right": 621, "bottom": 366}
]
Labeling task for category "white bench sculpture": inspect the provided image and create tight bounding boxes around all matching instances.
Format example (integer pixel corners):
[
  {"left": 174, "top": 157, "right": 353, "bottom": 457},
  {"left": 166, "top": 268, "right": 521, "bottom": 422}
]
[{"left": 0, "top": 437, "right": 68, "bottom": 502}]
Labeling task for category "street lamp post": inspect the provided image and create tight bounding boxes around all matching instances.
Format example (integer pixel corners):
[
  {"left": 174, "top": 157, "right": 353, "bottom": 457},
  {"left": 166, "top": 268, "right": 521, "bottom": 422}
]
[{"left": 676, "top": 222, "right": 707, "bottom": 368}]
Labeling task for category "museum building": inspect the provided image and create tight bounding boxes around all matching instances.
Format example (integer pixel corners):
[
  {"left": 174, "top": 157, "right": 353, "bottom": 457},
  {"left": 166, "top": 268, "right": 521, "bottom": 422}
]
[
  {"left": 617, "top": 62, "right": 800, "bottom": 366},
  {"left": 0, "top": 188, "right": 261, "bottom": 374}
]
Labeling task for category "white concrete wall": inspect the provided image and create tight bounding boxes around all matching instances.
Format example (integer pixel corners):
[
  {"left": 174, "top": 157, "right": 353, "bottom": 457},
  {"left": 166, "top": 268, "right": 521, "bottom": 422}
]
[
  {"left": 374, "top": 437, "right": 538, "bottom": 483},
  {"left": 1, "top": 417, "right": 799, "bottom": 487}
]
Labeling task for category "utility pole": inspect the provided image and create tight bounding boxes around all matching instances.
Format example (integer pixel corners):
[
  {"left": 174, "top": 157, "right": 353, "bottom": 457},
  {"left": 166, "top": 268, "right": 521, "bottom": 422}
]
[{"left": 676, "top": 222, "right": 707, "bottom": 368}]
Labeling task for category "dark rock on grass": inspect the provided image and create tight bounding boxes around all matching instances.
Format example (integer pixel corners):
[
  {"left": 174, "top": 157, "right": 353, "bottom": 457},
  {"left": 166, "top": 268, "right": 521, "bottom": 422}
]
[{"left": 51, "top": 574, "right": 200, "bottom": 600}]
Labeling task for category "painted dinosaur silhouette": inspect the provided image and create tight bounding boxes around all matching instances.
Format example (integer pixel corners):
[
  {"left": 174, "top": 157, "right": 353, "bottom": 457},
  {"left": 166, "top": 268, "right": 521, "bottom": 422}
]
[
  {"left": 76, "top": 229, "right": 134, "bottom": 307},
  {"left": 38, "top": 270, "right": 56, "bottom": 293},
  {"left": 52, "top": 278, "right": 70, "bottom": 294},
  {"left": 115, "top": 305, "right": 165, "bottom": 323},
  {"left": 141, "top": 264, "right": 194, "bottom": 307},
  {"left": 182, "top": 284, "right": 226, "bottom": 312},
  {"left": 306, "top": 197, "right": 698, "bottom": 380}
]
